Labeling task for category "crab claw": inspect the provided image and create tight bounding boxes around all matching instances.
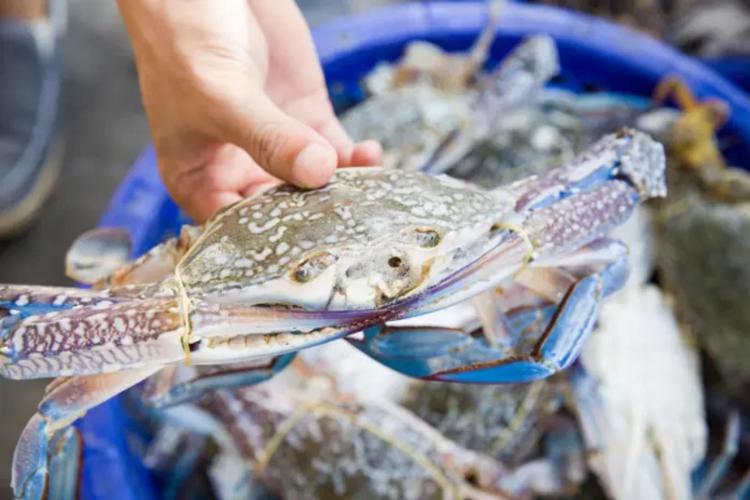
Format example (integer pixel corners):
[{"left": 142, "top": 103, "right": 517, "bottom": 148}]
[
  {"left": 352, "top": 131, "right": 664, "bottom": 383},
  {"left": 12, "top": 414, "right": 48, "bottom": 499},
  {"left": 350, "top": 239, "right": 630, "bottom": 383},
  {"left": 510, "top": 128, "right": 667, "bottom": 215},
  {"left": 143, "top": 354, "right": 297, "bottom": 408},
  {"left": 65, "top": 227, "right": 133, "bottom": 285},
  {"left": 11, "top": 368, "right": 158, "bottom": 499},
  {"left": 47, "top": 427, "right": 82, "bottom": 500},
  {"left": 11, "top": 418, "right": 82, "bottom": 500}
]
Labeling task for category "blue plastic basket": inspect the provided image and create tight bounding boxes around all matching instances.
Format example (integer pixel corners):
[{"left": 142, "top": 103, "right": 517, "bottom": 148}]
[
  {"left": 76, "top": 2, "right": 750, "bottom": 498},
  {"left": 702, "top": 57, "right": 750, "bottom": 94}
]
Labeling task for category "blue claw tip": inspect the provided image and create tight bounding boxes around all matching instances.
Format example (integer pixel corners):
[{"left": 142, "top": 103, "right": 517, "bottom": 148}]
[{"left": 12, "top": 413, "right": 49, "bottom": 500}]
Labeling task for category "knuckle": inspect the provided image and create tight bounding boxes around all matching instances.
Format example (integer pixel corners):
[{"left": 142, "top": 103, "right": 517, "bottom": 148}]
[{"left": 248, "top": 121, "right": 290, "bottom": 170}]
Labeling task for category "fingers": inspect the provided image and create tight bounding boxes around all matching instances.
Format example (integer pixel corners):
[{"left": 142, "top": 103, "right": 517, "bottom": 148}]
[
  {"left": 249, "top": 0, "right": 383, "bottom": 169},
  {"left": 123, "top": 0, "right": 383, "bottom": 224},
  {"left": 319, "top": 118, "right": 356, "bottom": 165},
  {"left": 192, "top": 192, "right": 244, "bottom": 223},
  {"left": 351, "top": 140, "right": 384, "bottom": 166},
  {"left": 248, "top": 0, "right": 324, "bottom": 102},
  {"left": 160, "top": 145, "right": 275, "bottom": 222},
  {"left": 216, "top": 92, "right": 338, "bottom": 189}
]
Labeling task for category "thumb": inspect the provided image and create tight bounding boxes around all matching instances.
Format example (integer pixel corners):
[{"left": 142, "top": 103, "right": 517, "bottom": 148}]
[{"left": 217, "top": 91, "right": 338, "bottom": 188}]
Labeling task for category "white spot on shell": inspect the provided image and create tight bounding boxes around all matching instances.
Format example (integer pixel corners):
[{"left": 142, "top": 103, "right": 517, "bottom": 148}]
[
  {"left": 250, "top": 247, "right": 272, "bottom": 262},
  {"left": 276, "top": 242, "right": 290, "bottom": 256},
  {"left": 248, "top": 218, "right": 279, "bottom": 233},
  {"left": 268, "top": 226, "right": 288, "bottom": 243}
]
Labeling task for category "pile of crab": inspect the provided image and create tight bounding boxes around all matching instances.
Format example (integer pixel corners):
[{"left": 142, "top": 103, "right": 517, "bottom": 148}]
[{"left": 2, "top": 7, "right": 750, "bottom": 500}]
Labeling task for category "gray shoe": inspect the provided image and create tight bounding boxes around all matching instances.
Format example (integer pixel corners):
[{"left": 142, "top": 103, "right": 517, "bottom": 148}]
[{"left": 0, "top": 0, "right": 66, "bottom": 237}]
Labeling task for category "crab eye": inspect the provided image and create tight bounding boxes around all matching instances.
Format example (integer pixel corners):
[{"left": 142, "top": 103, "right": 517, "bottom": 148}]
[
  {"left": 414, "top": 228, "right": 441, "bottom": 248},
  {"left": 291, "top": 252, "right": 336, "bottom": 283},
  {"left": 388, "top": 256, "right": 403, "bottom": 268}
]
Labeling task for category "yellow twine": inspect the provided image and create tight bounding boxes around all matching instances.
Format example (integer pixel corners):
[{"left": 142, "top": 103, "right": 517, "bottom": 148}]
[
  {"left": 255, "top": 401, "right": 460, "bottom": 498},
  {"left": 493, "top": 222, "right": 535, "bottom": 276},
  {"left": 255, "top": 403, "right": 313, "bottom": 475},
  {"left": 172, "top": 210, "right": 231, "bottom": 365},
  {"left": 489, "top": 380, "right": 543, "bottom": 456},
  {"left": 173, "top": 265, "right": 193, "bottom": 365}
]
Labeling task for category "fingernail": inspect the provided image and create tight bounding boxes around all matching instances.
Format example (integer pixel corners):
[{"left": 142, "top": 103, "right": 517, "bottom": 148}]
[
  {"left": 361, "top": 140, "right": 383, "bottom": 162},
  {"left": 292, "top": 143, "right": 337, "bottom": 188}
]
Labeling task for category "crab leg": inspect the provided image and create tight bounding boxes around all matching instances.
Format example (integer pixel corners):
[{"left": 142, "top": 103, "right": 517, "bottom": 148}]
[
  {"left": 12, "top": 367, "right": 160, "bottom": 499},
  {"left": 348, "top": 239, "right": 628, "bottom": 383},
  {"left": 46, "top": 427, "right": 82, "bottom": 500},
  {"left": 143, "top": 354, "right": 296, "bottom": 408},
  {"left": 0, "top": 286, "right": 399, "bottom": 380},
  {"left": 693, "top": 412, "right": 741, "bottom": 499},
  {"left": 406, "top": 130, "right": 665, "bottom": 320},
  {"left": 64, "top": 227, "right": 132, "bottom": 285},
  {"left": 510, "top": 128, "right": 666, "bottom": 212},
  {"left": 66, "top": 225, "right": 201, "bottom": 286},
  {"left": 1, "top": 297, "right": 185, "bottom": 379},
  {"left": 502, "top": 414, "right": 587, "bottom": 496},
  {"left": 463, "top": 0, "right": 503, "bottom": 76},
  {"left": 423, "top": 35, "right": 560, "bottom": 174},
  {"left": 0, "top": 285, "right": 129, "bottom": 316}
]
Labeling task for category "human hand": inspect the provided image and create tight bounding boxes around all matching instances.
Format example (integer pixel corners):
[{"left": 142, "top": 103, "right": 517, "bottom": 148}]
[{"left": 117, "top": 0, "right": 382, "bottom": 222}]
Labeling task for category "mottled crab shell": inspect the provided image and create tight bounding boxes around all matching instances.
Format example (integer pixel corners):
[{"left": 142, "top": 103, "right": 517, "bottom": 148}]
[
  {"left": 172, "top": 168, "right": 514, "bottom": 310},
  {"left": 342, "top": 84, "right": 472, "bottom": 171}
]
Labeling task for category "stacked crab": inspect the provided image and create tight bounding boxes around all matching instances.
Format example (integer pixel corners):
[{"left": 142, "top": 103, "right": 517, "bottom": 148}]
[{"left": 344, "top": 25, "right": 750, "bottom": 500}]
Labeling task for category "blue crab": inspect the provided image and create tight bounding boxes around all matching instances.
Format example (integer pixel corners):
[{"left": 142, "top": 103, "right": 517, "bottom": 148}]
[
  {"left": 0, "top": 129, "right": 665, "bottom": 498},
  {"left": 448, "top": 89, "right": 653, "bottom": 189},
  {"left": 128, "top": 340, "right": 586, "bottom": 500},
  {"left": 576, "top": 283, "right": 707, "bottom": 500},
  {"left": 362, "top": 0, "right": 504, "bottom": 95},
  {"left": 341, "top": 30, "right": 560, "bottom": 173},
  {"left": 641, "top": 79, "right": 750, "bottom": 394},
  {"left": 197, "top": 374, "right": 560, "bottom": 499}
]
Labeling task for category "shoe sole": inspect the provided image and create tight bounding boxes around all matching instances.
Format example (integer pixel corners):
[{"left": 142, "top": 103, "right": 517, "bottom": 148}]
[{"left": 0, "top": 139, "right": 64, "bottom": 238}]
